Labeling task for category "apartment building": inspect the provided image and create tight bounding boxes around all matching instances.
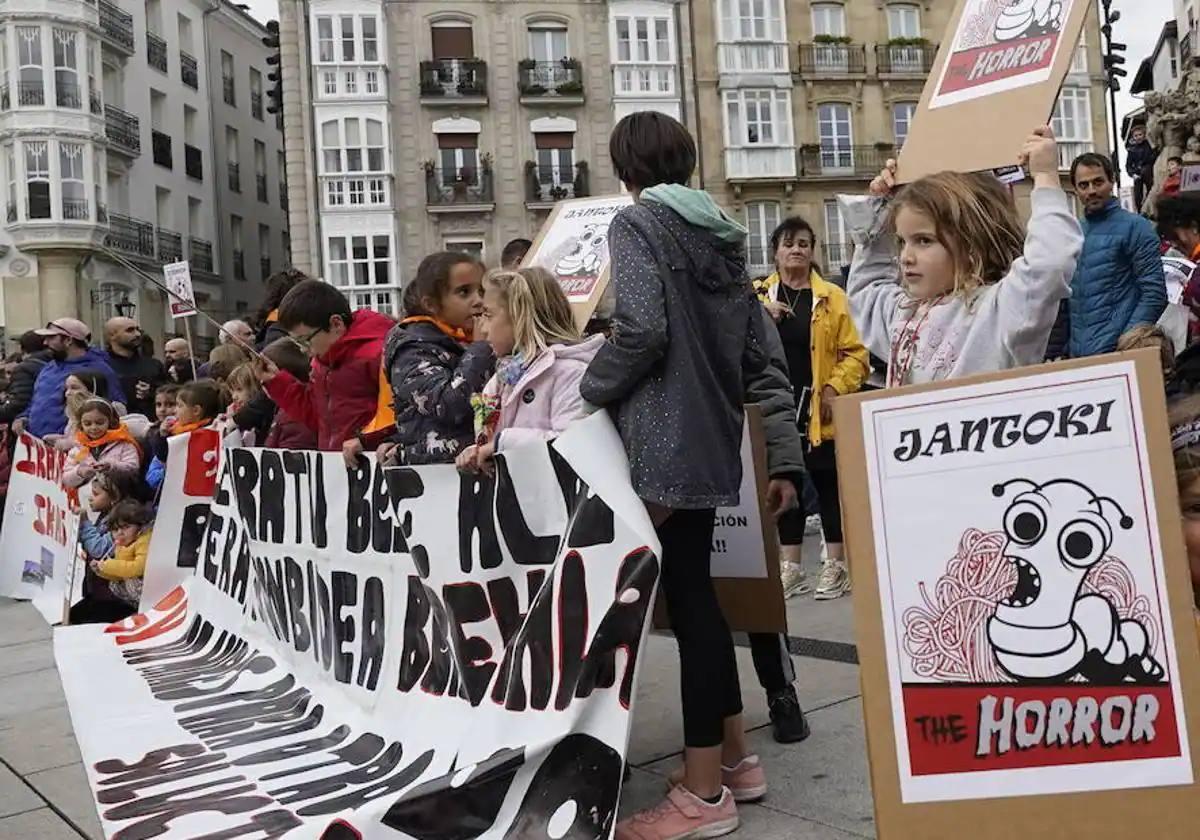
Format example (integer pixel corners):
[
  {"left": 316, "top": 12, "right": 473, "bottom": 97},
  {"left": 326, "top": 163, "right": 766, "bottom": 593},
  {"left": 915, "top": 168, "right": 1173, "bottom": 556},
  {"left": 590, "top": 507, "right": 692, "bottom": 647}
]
[{"left": 0, "top": 0, "right": 287, "bottom": 349}]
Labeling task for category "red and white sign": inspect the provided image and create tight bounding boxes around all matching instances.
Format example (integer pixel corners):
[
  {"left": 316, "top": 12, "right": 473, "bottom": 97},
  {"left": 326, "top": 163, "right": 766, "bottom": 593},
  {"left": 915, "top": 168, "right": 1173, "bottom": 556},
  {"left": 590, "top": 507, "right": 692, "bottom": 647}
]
[{"left": 163, "top": 260, "right": 197, "bottom": 318}]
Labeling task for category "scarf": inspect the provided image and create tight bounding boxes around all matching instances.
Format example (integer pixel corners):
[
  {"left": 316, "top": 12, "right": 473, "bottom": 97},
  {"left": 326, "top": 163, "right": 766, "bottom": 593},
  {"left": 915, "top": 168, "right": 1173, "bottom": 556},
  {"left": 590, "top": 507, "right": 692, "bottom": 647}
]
[
  {"left": 401, "top": 315, "right": 471, "bottom": 344},
  {"left": 73, "top": 424, "right": 141, "bottom": 462},
  {"left": 169, "top": 419, "right": 212, "bottom": 437},
  {"left": 640, "top": 183, "right": 747, "bottom": 244}
]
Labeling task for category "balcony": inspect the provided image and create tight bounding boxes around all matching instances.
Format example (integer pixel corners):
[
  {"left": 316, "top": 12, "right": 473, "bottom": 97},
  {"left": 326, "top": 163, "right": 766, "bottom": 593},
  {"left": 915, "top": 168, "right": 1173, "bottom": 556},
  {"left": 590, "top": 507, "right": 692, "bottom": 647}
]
[
  {"left": 228, "top": 162, "right": 240, "bottom": 192},
  {"left": 612, "top": 63, "right": 675, "bottom": 97},
  {"left": 222, "top": 76, "right": 235, "bottom": 106},
  {"left": 1184, "top": 30, "right": 1193, "bottom": 64},
  {"left": 188, "top": 236, "right": 213, "bottom": 272},
  {"left": 55, "top": 81, "right": 82, "bottom": 109},
  {"left": 104, "top": 212, "right": 155, "bottom": 258},
  {"left": 62, "top": 198, "right": 90, "bottom": 221},
  {"left": 876, "top": 43, "right": 938, "bottom": 76},
  {"left": 824, "top": 242, "right": 853, "bottom": 272},
  {"left": 157, "top": 227, "right": 183, "bottom": 263},
  {"left": 260, "top": 256, "right": 271, "bottom": 280},
  {"left": 799, "top": 144, "right": 892, "bottom": 178},
  {"left": 1057, "top": 141, "right": 1093, "bottom": 171},
  {"left": 233, "top": 249, "right": 245, "bottom": 280},
  {"left": 18, "top": 82, "right": 44, "bottom": 107},
  {"left": 424, "top": 162, "right": 495, "bottom": 211},
  {"left": 89, "top": 89, "right": 102, "bottom": 114},
  {"left": 518, "top": 60, "right": 584, "bottom": 105},
  {"left": 105, "top": 106, "right": 140, "bottom": 156},
  {"left": 251, "top": 90, "right": 263, "bottom": 120},
  {"left": 718, "top": 43, "right": 790, "bottom": 75},
  {"left": 725, "top": 147, "right": 798, "bottom": 181},
  {"left": 181, "top": 51, "right": 198, "bottom": 89},
  {"left": 797, "top": 43, "right": 867, "bottom": 76},
  {"left": 525, "top": 162, "right": 589, "bottom": 208},
  {"left": 151, "top": 130, "right": 172, "bottom": 168},
  {"left": 256, "top": 173, "right": 268, "bottom": 202},
  {"left": 419, "top": 59, "right": 488, "bottom": 104},
  {"left": 99, "top": 1, "right": 135, "bottom": 55},
  {"left": 185, "top": 144, "right": 202, "bottom": 179},
  {"left": 147, "top": 32, "right": 168, "bottom": 73}
]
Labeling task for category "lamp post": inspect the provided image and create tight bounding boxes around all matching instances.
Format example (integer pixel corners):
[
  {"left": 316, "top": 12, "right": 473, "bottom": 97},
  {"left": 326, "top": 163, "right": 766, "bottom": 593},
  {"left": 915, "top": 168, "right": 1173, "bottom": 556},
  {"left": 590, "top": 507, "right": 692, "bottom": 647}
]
[{"left": 1100, "top": 0, "right": 1127, "bottom": 187}]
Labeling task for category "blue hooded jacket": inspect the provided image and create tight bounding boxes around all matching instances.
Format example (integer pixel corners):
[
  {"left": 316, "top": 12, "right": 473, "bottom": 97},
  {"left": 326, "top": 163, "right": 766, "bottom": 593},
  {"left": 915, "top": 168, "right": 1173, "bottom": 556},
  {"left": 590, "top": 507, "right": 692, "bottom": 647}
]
[
  {"left": 1068, "top": 198, "right": 1167, "bottom": 357},
  {"left": 21, "top": 348, "right": 127, "bottom": 437}
]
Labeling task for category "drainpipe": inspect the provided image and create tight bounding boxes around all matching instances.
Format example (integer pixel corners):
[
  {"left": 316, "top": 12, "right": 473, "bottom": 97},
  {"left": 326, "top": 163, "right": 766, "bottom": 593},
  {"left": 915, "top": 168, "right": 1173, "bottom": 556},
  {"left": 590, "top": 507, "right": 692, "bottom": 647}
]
[
  {"left": 201, "top": 0, "right": 228, "bottom": 326},
  {"left": 680, "top": 0, "right": 703, "bottom": 189}
]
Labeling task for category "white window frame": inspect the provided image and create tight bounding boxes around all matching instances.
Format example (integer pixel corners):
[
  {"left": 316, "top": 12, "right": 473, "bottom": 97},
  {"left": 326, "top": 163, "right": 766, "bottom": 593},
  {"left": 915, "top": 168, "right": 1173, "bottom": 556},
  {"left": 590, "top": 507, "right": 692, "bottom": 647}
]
[
  {"left": 892, "top": 101, "right": 916, "bottom": 148},
  {"left": 1052, "top": 87, "right": 1092, "bottom": 143},
  {"left": 719, "top": 0, "right": 783, "bottom": 43},
  {"left": 811, "top": 3, "right": 846, "bottom": 37},
  {"left": 887, "top": 4, "right": 921, "bottom": 39},
  {"left": 17, "top": 26, "right": 44, "bottom": 103},
  {"left": 723, "top": 89, "right": 794, "bottom": 147},
  {"left": 24, "top": 140, "right": 50, "bottom": 219},
  {"left": 444, "top": 238, "right": 486, "bottom": 262},
  {"left": 316, "top": 16, "right": 335, "bottom": 63},
  {"left": 340, "top": 15, "right": 356, "bottom": 62},
  {"left": 59, "top": 141, "right": 86, "bottom": 218},
  {"left": 528, "top": 23, "right": 569, "bottom": 62},
  {"left": 745, "top": 201, "right": 781, "bottom": 271},
  {"left": 362, "top": 16, "right": 379, "bottom": 62},
  {"left": 823, "top": 199, "right": 851, "bottom": 269},
  {"left": 52, "top": 28, "right": 80, "bottom": 109},
  {"left": 613, "top": 15, "right": 673, "bottom": 63},
  {"left": 326, "top": 233, "right": 394, "bottom": 288},
  {"left": 817, "top": 102, "right": 854, "bottom": 169},
  {"left": 319, "top": 117, "right": 387, "bottom": 175}
]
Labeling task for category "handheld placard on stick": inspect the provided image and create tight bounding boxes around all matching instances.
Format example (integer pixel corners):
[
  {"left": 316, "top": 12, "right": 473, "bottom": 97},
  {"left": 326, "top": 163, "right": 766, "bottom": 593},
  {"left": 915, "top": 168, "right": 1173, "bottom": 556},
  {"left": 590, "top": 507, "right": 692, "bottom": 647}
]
[{"left": 96, "top": 244, "right": 267, "bottom": 362}]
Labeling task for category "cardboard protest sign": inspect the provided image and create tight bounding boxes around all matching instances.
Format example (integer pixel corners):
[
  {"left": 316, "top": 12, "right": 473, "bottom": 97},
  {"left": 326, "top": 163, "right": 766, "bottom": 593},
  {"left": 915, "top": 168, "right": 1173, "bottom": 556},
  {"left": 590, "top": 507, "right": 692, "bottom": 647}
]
[
  {"left": 139, "top": 428, "right": 223, "bottom": 611},
  {"left": 163, "top": 260, "right": 197, "bottom": 318},
  {"left": 524, "top": 194, "right": 633, "bottom": 329},
  {"left": 1181, "top": 163, "right": 1200, "bottom": 193},
  {"left": 897, "top": 0, "right": 1090, "bottom": 181},
  {"left": 55, "top": 410, "right": 662, "bottom": 838},
  {"left": 835, "top": 353, "right": 1200, "bottom": 837},
  {"left": 0, "top": 433, "right": 81, "bottom": 624}
]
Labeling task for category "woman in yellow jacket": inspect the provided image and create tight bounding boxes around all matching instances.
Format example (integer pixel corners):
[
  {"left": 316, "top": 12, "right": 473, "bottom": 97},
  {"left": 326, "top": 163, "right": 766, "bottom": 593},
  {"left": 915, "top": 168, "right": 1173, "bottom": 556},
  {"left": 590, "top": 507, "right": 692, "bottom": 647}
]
[
  {"left": 92, "top": 498, "right": 153, "bottom": 608},
  {"left": 756, "top": 217, "right": 868, "bottom": 601}
]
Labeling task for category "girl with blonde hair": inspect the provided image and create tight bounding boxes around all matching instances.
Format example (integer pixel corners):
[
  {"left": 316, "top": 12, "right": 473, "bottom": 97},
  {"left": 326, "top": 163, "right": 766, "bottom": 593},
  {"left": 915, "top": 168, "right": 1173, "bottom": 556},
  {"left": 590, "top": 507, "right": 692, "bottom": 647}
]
[
  {"left": 849, "top": 125, "right": 1083, "bottom": 386},
  {"left": 456, "top": 266, "right": 603, "bottom": 473}
]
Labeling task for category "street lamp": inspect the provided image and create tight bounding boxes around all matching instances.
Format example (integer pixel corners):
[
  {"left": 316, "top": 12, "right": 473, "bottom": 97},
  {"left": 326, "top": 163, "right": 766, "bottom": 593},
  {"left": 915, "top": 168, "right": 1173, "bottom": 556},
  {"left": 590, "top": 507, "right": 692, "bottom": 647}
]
[{"left": 90, "top": 288, "right": 136, "bottom": 318}]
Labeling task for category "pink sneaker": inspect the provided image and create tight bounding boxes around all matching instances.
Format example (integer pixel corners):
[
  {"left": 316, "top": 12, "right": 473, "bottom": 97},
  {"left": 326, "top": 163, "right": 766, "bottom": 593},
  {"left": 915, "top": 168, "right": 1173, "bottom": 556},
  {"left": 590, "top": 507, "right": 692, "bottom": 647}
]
[
  {"left": 616, "top": 785, "right": 739, "bottom": 840},
  {"left": 666, "top": 755, "right": 767, "bottom": 803}
]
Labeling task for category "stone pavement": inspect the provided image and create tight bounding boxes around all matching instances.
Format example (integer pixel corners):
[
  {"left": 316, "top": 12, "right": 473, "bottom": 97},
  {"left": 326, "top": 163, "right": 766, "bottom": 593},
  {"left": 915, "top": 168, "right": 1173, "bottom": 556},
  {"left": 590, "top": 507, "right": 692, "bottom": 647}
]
[{"left": 0, "top": 543, "right": 872, "bottom": 839}]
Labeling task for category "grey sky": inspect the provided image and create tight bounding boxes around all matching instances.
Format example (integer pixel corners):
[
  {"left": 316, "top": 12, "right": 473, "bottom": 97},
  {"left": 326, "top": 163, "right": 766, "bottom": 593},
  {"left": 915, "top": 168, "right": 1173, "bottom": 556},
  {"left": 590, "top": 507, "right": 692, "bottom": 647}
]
[{"left": 245, "top": 0, "right": 277, "bottom": 25}]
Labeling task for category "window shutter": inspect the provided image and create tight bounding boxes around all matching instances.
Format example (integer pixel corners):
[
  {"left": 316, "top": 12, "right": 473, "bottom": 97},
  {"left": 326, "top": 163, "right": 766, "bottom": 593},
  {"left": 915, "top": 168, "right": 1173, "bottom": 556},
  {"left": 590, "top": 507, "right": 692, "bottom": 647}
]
[
  {"left": 437, "top": 132, "right": 478, "bottom": 150},
  {"left": 431, "top": 26, "right": 474, "bottom": 59},
  {"left": 534, "top": 132, "right": 574, "bottom": 150}
]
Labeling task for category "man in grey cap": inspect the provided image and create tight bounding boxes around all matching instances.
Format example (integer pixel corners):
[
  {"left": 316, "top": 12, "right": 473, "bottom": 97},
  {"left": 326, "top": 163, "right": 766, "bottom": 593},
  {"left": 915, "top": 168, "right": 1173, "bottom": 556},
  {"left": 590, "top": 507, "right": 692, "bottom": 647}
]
[{"left": 12, "top": 318, "right": 126, "bottom": 438}]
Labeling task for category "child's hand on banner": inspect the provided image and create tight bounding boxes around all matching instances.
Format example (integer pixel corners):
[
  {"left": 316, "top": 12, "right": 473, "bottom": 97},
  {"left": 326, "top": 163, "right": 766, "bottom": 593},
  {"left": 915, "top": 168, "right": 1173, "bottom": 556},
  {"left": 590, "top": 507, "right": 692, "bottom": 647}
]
[
  {"left": 1020, "top": 125, "right": 1059, "bottom": 188},
  {"left": 869, "top": 159, "right": 898, "bottom": 198},
  {"left": 342, "top": 437, "right": 364, "bottom": 468}
]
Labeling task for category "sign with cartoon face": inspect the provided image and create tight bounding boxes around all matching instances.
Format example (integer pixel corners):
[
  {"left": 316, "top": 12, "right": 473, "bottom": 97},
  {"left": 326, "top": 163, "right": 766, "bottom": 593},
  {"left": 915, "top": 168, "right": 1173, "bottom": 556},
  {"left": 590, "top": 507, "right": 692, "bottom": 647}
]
[
  {"left": 524, "top": 195, "right": 634, "bottom": 329},
  {"left": 930, "top": 0, "right": 1076, "bottom": 109},
  {"left": 836, "top": 353, "right": 1200, "bottom": 834}
]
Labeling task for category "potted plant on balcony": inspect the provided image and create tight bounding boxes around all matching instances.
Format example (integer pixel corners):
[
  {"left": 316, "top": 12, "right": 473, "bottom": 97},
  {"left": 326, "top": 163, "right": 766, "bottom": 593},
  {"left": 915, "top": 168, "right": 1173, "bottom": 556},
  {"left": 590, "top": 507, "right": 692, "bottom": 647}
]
[
  {"left": 520, "top": 81, "right": 548, "bottom": 96},
  {"left": 813, "top": 34, "right": 852, "bottom": 44},
  {"left": 556, "top": 79, "right": 584, "bottom": 95},
  {"left": 886, "top": 37, "right": 928, "bottom": 46},
  {"left": 518, "top": 58, "right": 537, "bottom": 70},
  {"left": 560, "top": 57, "right": 581, "bottom": 70}
]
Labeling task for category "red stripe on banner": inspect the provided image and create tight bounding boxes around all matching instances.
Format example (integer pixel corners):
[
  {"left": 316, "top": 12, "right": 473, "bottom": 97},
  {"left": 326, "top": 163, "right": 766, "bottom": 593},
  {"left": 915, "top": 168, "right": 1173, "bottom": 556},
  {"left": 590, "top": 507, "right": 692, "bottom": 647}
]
[
  {"left": 937, "top": 35, "right": 1059, "bottom": 95},
  {"left": 182, "top": 429, "right": 221, "bottom": 497},
  {"left": 104, "top": 586, "right": 189, "bottom": 645},
  {"left": 902, "top": 683, "right": 1183, "bottom": 775}
]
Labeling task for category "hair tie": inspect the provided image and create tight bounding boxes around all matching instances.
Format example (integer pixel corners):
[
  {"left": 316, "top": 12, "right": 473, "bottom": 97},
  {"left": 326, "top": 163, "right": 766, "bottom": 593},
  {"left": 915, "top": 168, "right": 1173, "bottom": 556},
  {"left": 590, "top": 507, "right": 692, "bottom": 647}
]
[{"left": 1171, "top": 418, "right": 1200, "bottom": 452}]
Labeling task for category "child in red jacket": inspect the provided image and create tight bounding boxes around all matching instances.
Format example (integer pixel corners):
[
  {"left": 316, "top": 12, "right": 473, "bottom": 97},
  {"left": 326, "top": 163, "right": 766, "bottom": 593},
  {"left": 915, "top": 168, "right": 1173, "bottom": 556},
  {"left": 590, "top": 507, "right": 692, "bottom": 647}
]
[
  {"left": 261, "top": 338, "right": 318, "bottom": 450},
  {"left": 255, "top": 279, "right": 395, "bottom": 465}
]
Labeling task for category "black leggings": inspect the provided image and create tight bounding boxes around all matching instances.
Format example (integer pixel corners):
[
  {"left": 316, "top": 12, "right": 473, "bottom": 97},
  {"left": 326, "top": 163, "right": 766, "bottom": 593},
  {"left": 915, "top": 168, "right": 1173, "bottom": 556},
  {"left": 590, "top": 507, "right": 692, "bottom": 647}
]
[
  {"left": 748, "top": 632, "right": 795, "bottom": 695},
  {"left": 658, "top": 508, "right": 743, "bottom": 748}
]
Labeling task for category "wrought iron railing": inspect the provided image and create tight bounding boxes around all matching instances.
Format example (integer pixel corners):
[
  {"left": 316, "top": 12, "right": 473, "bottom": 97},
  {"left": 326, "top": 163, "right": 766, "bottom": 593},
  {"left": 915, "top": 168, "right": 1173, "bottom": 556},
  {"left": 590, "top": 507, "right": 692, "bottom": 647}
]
[
  {"left": 256, "top": 173, "right": 268, "bottom": 202},
  {"left": 223, "top": 76, "right": 236, "bottom": 105},
  {"left": 157, "top": 227, "right": 183, "bottom": 262},
  {"left": 251, "top": 90, "right": 263, "bottom": 120},
  {"left": 105, "top": 106, "right": 140, "bottom": 155},
  {"left": 99, "top": 1, "right": 135, "bottom": 53},
  {"left": 797, "top": 43, "right": 867, "bottom": 75},
  {"left": 419, "top": 59, "right": 488, "bottom": 98},
  {"left": 799, "top": 145, "right": 893, "bottom": 177},
  {"left": 105, "top": 212, "right": 156, "bottom": 258},
  {"left": 228, "top": 162, "right": 240, "bottom": 192},
  {"left": 181, "top": 51, "right": 198, "bottom": 89},
  {"left": 424, "top": 164, "right": 495, "bottom": 206},
  {"left": 525, "top": 162, "right": 589, "bottom": 203},
  {"left": 517, "top": 61, "right": 584, "bottom": 97},
  {"left": 233, "top": 249, "right": 245, "bottom": 280},
  {"left": 151, "top": 130, "right": 172, "bottom": 168},
  {"left": 56, "top": 81, "right": 82, "bottom": 109},
  {"left": 18, "top": 81, "right": 44, "bottom": 106},
  {"left": 188, "top": 237, "right": 213, "bottom": 271},
  {"left": 875, "top": 43, "right": 938, "bottom": 74},
  {"left": 62, "top": 198, "right": 89, "bottom": 220},
  {"left": 147, "top": 32, "right": 168, "bottom": 73}
]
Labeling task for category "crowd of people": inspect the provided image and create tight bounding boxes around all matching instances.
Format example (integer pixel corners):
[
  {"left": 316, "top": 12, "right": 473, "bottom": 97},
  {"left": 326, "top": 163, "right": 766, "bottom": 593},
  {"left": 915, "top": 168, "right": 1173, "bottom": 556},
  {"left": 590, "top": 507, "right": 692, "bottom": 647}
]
[{"left": 2, "top": 111, "right": 1200, "bottom": 840}]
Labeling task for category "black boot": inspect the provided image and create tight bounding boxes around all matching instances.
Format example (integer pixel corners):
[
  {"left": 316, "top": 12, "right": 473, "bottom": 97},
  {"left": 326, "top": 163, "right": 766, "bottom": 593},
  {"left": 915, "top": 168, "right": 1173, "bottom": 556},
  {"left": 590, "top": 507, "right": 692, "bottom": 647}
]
[{"left": 767, "top": 687, "right": 811, "bottom": 744}]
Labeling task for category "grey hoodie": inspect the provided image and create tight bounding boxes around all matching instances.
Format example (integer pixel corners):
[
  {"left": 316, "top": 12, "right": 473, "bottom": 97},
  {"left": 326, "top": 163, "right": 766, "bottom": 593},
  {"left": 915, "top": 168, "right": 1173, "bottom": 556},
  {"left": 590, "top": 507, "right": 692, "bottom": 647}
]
[{"left": 581, "top": 194, "right": 805, "bottom": 508}]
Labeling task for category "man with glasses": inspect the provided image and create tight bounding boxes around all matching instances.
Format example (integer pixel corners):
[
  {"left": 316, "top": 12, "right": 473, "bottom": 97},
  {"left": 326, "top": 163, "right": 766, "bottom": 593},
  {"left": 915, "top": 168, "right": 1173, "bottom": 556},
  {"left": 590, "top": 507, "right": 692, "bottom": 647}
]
[
  {"left": 103, "top": 317, "right": 165, "bottom": 418},
  {"left": 12, "top": 318, "right": 125, "bottom": 438},
  {"left": 254, "top": 279, "right": 395, "bottom": 466}
]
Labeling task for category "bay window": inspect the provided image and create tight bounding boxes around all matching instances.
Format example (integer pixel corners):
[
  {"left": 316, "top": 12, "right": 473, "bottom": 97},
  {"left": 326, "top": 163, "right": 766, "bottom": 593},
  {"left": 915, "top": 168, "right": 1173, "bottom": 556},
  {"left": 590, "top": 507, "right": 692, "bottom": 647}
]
[
  {"left": 746, "top": 202, "right": 781, "bottom": 271},
  {"left": 725, "top": 89, "right": 793, "bottom": 147}
]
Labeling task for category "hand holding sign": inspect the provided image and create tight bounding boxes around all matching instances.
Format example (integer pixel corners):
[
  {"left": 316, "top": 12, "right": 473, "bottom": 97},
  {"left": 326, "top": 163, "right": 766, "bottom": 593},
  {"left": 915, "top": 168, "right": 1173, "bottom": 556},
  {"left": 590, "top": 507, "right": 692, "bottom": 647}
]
[
  {"left": 1019, "top": 124, "right": 1060, "bottom": 188},
  {"left": 870, "top": 159, "right": 899, "bottom": 198}
]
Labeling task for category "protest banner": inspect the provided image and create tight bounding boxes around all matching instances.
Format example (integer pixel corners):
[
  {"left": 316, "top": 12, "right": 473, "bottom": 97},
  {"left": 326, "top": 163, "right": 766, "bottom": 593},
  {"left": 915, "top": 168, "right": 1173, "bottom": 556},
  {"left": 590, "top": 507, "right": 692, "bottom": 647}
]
[
  {"left": 139, "top": 428, "right": 224, "bottom": 611},
  {"left": 55, "top": 410, "right": 662, "bottom": 839},
  {"left": 524, "top": 194, "right": 634, "bottom": 329},
  {"left": 896, "top": 0, "right": 1090, "bottom": 181},
  {"left": 0, "top": 432, "right": 81, "bottom": 624},
  {"left": 835, "top": 352, "right": 1200, "bottom": 837},
  {"left": 164, "top": 260, "right": 197, "bottom": 319}
]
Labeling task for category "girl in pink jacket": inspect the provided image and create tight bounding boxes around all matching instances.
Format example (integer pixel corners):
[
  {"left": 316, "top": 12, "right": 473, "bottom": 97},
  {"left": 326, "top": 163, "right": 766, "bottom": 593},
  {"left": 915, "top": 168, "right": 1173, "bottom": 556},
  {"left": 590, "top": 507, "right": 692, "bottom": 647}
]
[
  {"left": 63, "top": 398, "right": 142, "bottom": 488},
  {"left": 456, "top": 266, "right": 603, "bottom": 474}
]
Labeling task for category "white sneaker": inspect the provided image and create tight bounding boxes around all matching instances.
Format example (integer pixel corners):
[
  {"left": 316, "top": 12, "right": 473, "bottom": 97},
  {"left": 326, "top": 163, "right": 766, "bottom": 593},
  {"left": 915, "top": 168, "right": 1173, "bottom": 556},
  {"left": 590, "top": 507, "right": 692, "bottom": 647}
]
[
  {"left": 780, "top": 561, "right": 811, "bottom": 598},
  {"left": 804, "top": 514, "right": 822, "bottom": 536},
  {"left": 813, "top": 559, "right": 850, "bottom": 601}
]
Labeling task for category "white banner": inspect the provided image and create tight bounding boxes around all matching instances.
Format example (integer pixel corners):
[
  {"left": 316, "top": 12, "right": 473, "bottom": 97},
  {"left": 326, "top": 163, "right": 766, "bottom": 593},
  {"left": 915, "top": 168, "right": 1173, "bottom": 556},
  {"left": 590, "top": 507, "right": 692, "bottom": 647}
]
[
  {"left": 55, "top": 411, "right": 662, "bottom": 838},
  {"left": 0, "top": 432, "right": 81, "bottom": 624}
]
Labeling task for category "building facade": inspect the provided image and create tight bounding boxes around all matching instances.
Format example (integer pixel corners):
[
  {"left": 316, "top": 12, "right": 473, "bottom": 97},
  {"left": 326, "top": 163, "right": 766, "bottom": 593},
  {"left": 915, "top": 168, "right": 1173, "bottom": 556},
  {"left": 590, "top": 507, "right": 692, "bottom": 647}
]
[
  {"left": 0, "top": 0, "right": 287, "bottom": 350},
  {"left": 281, "top": 0, "right": 1110, "bottom": 307}
]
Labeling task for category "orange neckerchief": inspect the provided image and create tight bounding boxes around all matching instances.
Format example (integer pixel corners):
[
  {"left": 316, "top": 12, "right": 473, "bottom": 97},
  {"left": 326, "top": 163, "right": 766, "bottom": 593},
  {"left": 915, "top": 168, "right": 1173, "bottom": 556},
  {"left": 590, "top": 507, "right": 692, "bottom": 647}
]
[
  {"left": 1190, "top": 243, "right": 1200, "bottom": 264},
  {"left": 400, "top": 315, "right": 471, "bottom": 344},
  {"left": 169, "top": 419, "right": 212, "bottom": 437},
  {"left": 266, "top": 309, "right": 279, "bottom": 323},
  {"left": 73, "top": 424, "right": 141, "bottom": 462}
]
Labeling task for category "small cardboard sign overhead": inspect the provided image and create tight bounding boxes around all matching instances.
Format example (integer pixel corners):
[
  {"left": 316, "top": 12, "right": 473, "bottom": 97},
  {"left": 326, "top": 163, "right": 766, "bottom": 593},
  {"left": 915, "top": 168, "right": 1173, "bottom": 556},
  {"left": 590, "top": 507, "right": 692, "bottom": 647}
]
[
  {"left": 897, "top": 0, "right": 1090, "bottom": 182},
  {"left": 163, "top": 260, "right": 197, "bottom": 319},
  {"left": 834, "top": 352, "right": 1200, "bottom": 838},
  {"left": 523, "top": 194, "right": 634, "bottom": 329}
]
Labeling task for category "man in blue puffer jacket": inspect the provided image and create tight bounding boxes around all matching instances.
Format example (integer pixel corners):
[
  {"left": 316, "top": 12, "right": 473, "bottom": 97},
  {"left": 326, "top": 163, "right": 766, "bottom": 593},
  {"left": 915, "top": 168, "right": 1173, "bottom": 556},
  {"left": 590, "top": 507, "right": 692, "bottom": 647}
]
[
  {"left": 12, "top": 318, "right": 126, "bottom": 438},
  {"left": 1067, "top": 152, "right": 1167, "bottom": 358}
]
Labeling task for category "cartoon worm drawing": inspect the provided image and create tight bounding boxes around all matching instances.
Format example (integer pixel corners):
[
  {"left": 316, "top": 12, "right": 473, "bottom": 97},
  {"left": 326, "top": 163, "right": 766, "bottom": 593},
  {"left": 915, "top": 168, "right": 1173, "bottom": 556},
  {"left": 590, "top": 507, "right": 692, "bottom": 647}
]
[
  {"left": 986, "top": 478, "right": 1165, "bottom": 684},
  {"left": 554, "top": 225, "right": 608, "bottom": 277},
  {"left": 994, "top": 0, "right": 1063, "bottom": 42}
]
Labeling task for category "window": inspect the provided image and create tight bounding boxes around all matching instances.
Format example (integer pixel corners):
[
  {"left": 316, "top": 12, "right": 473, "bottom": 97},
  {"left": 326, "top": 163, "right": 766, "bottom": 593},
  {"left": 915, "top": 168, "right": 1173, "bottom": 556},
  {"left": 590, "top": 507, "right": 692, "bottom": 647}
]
[
  {"left": 317, "top": 16, "right": 335, "bottom": 62},
  {"left": 892, "top": 101, "right": 916, "bottom": 148},
  {"left": 431, "top": 21, "right": 474, "bottom": 60},
  {"left": 53, "top": 29, "right": 80, "bottom": 108},
  {"left": 344, "top": 70, "right": 358, "bottom": 94},
  {"left": 1052, "top": 88, "right": 1091, "bottom": 142},
  {"left": 365, "top": 69, "right": 380, "bottom": 93},
  {"left": 720, "top": 0, "right": 783, "bottom": 41},
  {"left": 811, "top": 4, "right": 846, "bottom": 37},
  {"left": 25, "top": 141, "right": 49, "bottom": 218},
  {"left": 725, "top": 90, "right": 793, "bottom": 146},
  {"left": 17, "top": 26, "right": 44, "bottom": 105},
  {"left": 221, "top": 51, "right": 235, "bottom": 106},
  {"left": 437, "top": 133, "right": 479, "bottom": 184},
  {"left": 887, "top": 4, "right": 921, "bottom": 38},
  {"left": 254, "top": 140, "right": 267, "bottom": 201},
  {"left": 362, "top": 16, "right": 379, "bottom": 61},
  {"left": 322, "top": 70, "right": 337, "bottom": 95},
  {"left": 0, "top": 34, "right": 8, "bottom": 104},
  {"left": 614, "top": 16, "right": 672, "bottom": 62},
  {"left": 5, "top": 145, "right": 15, "bottom": 221},
  {"left": 86, "top": 39, "right": 98, "bottom": 111},
  {"left": 231, "top": 215, "right": 244, "bottom": 279},
  {"left": 1070, "top": 35, "right": 1088, "bottom": 74},
  {"left": 320, "top": 117, "right": 385, "bottom": 173},
  {"left": 745, "top": 202, "right": 781, "bottom": 271},
  {"left": 1170, "top": 40, "right": 1178, "bottom": 78},
  {"left": 824, "top": 200, "right": 851, "bottom": 268},
  {"left": 535, "top": 132, "right": 575, "bottom": 186},
  {"left": 258, "top": 224, "right": 270, "bottom": 277},
  {"left": 327, "top": 234, "right": 391, "bottom": 287},
  {"left": 817, "top": 103, "right": 853, "bottom": 169},
  {"left": 529, "top": 23, "right": 568, "bottom": 62},
  {"left": 60, "top": 142, "right": 86, "bottom": 218},
  {"left": 445, "top": 239, "right": 484, "bottom": 261},
  {"left": 340, "top": 15, "right": 355, "bottom": 62},
  {"left": 250, "top": 68, "right": 263, "bottom": 119}
]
